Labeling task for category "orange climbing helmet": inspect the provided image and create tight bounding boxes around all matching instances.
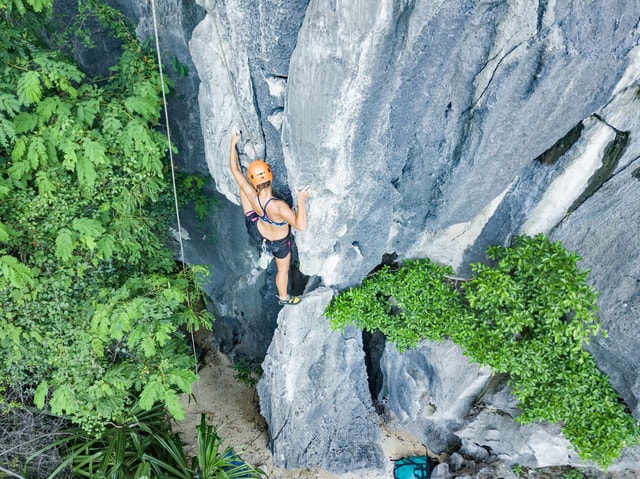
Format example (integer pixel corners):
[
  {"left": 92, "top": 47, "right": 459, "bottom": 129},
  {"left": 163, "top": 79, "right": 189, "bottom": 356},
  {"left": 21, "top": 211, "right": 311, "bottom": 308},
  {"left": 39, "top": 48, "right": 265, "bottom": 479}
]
[{"left": 247, "top": 160, "right": 273, "bottom": 187}]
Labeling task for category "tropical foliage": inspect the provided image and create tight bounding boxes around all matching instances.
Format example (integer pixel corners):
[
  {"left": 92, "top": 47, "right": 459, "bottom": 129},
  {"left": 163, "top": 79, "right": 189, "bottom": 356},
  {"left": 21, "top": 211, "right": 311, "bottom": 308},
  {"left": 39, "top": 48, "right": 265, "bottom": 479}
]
[
  {"left": 326, "top": 234, "right": 640, "bottom": 466},
  {"left": 23, "top": 404, "right": 264, "bottom": 479},
  {"left": 0, "top": 0, "right": 213, "bottom": 436}
]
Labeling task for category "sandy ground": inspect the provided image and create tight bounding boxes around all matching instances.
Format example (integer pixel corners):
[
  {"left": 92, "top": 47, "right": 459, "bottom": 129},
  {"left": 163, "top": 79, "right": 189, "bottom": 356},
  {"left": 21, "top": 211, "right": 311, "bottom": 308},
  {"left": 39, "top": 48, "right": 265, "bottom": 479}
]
[{"left": 174, "top": 349, "right": 431, "bottom": 479}]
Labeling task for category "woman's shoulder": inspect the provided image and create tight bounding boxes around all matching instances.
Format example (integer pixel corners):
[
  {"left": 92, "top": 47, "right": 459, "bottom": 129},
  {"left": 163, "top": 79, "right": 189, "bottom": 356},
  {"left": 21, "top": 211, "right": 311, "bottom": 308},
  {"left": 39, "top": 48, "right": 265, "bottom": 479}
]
[{"left": 269, "top": 196, "right": 292, "bottom": 210}]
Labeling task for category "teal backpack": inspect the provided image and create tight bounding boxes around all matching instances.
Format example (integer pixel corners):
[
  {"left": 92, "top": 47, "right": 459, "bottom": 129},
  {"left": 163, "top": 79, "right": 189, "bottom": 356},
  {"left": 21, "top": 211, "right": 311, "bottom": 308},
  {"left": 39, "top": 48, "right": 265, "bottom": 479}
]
[{"left": 393, "top": 454, "right": 435, "bottom": 479}]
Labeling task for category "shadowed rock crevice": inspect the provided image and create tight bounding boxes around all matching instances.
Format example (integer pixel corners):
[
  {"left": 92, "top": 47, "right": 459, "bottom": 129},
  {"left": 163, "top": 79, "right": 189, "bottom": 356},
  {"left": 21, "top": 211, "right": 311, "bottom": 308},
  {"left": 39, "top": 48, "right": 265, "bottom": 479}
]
[
  {"left": 363, "top": 329, "right": 387, "bottom": 403},
  {"left": 568, "top": 122, "right": 630, "bottom": 212},
  {"left": 535, "top": 122, "right": 584, "bottom": 166}
]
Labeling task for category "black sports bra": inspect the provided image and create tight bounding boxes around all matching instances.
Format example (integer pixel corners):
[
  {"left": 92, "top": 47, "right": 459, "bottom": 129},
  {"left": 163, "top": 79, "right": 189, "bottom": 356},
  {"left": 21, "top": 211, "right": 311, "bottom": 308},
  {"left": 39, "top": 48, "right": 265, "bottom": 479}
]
[{"left": 257, "top": 197, "right": 287, "bottom": 227}]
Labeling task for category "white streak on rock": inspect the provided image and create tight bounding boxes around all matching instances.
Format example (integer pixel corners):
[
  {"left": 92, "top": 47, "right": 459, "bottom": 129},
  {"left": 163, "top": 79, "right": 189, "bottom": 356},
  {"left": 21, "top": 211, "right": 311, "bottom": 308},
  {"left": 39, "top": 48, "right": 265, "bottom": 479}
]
[{"left": 522, "top": 118, "right": 614, "bottom": 235}]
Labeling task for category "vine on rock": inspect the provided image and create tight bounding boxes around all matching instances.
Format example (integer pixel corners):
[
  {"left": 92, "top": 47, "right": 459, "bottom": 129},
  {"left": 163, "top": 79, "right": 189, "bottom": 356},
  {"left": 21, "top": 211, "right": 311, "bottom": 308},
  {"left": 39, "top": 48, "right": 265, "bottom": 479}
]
[{"left": 326, "top": 234, "right": 640, "bottom": 467}]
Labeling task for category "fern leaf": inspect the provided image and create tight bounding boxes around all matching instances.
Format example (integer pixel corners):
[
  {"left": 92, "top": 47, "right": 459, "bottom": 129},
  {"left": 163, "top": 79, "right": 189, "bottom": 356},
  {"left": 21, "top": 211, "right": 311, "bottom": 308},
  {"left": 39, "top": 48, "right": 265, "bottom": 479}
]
[
  {"left": 0, "top": 179, "right": 9, "bottom": 197},
  {"left": 36, "top": 96, "right": 59, "bottom": 123},
  {"left": 7, "top": 160, "right": 31, "bottom": 180},
  {"left": 11, "top": 137, "right": 26, "bottom": 161},
  {"left": 83, "top": 138, "right": 107, "bottom": 166},
  {"left": 61, "top": 139, "right": 78, "bottom": 170},
  {"left": 27, "top": 0, "right": 49, "bottom": 13},
  {"left": 55, "top": 228, "right": 74, "bottom": 261},
  {"left": 76, "top": 99, "right": 99, "bottom": 127},
  {"left": 72, "top": 217, "right": 105, "bottom": 237},
  {"left": 71, "top": 218, "right": 105, "bottom": 237},
  {"left": 0, "top": 224, "right": 8, "bottom": 243},
  {"left": 124, "top": 95, "right": 158, "bottom": 121},
  {"left": 168, "top": 368, "right": 196, "bottom": 392},
  {"left": 102, "top": 114, "right": 123, "bottom": 136},
  {"left": 0, "top": 93, "right": 20, "bottom": 115},
  {"left": 140, "top": 335, "right": 156, "bottom": 357},
  {"left": 122, "top": 122, "right": 143, "bottom": 158},
  {"left": 27, "top": 136, "right": 47, "bottom": 169},
  {"left": 42, "top": 128, "right": 58, "bottom": 163},
  {"left": 90, "top": 306, "right": 111, "bottom": 344},
  {"left": 72, "top": 217, "right": 105, "bottom": 251},
  {"left": 54, "top": 99, "right": 72, "bottom": 122},
  {"left": 13, "top": 112, "right": 38, "bottom": 133},
  {"left": 0, "top": 116, "right": 16, "bottom": 147},
  {"left": 138, "top": 376, "right": 164, "bottom": 411},
  {"left": 50, "top": 385, "right": 78, "bottom": 416},
  {"left": 76, "top": 151, "right": 97, "bottom": 188},
  {"left": 96, "top": 233, "right": 116, "bottom": 260},
  {"left": 34, "top": 381, "right": 48, "bottom": 409},
  {"left": 32, "top": 53, "right": 80, "bottom": 96},
  {"left": 35, "top": 171, "right": 55, "bottom": 195},
  {"left": 10, "top": 0, "right": 26, "bottom": 15},
  {"left": 17, "top": 70, "right": 42, "bottom": 105},
  {"left": 164, "top": 390, "right": 185, "bottom": 420},
  {"left": 0, "top": 255, "right": 35, "bottom": 289}
]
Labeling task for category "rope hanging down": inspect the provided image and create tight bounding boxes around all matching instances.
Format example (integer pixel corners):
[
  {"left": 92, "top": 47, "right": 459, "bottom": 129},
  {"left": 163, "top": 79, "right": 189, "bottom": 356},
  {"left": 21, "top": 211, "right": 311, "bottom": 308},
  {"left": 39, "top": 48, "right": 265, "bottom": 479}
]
[
  {"left": 149, "top": 0, "right": 185, "bottom": 265},
  {"left": 149, "top": 0, "right": 200, "bottom": 381}
]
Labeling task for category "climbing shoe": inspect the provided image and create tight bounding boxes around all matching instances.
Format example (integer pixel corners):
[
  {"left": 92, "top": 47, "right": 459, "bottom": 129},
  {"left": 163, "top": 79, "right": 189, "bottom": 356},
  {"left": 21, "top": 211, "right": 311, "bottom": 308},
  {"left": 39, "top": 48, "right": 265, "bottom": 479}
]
[{"left": 278, "top": 295, "right": 301, "bottom": 305}]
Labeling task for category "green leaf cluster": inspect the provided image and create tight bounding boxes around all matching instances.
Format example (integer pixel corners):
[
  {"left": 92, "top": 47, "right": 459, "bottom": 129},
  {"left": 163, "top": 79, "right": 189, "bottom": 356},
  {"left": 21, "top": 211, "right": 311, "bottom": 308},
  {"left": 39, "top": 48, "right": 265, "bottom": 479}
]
[
  {"left": 0, "top": 0, "right": 213, "bottom": 433},
  {"left": 325, "top": 234, "right": 640, "bottom": 467},
  {"left": 25, "top": 404, "right": 265, "bottom": 479},
  {"left": 328, "top": 259, "right": 463, "bottom": 351}
]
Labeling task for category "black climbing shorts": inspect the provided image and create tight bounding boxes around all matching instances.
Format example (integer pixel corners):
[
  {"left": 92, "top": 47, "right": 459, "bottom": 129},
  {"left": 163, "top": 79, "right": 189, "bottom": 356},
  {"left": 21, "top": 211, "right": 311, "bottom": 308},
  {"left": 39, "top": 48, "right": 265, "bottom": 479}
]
[{"left": 244, "top": 211, "right": 292, "bottom": 259}]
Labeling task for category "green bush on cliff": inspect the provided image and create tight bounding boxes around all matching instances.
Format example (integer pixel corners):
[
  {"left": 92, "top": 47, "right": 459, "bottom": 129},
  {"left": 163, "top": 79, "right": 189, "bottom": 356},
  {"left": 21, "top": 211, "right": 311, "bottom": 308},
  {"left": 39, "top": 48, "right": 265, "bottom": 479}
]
[{"left": 326, "top": 233, "right": 640, "bottom": 467}]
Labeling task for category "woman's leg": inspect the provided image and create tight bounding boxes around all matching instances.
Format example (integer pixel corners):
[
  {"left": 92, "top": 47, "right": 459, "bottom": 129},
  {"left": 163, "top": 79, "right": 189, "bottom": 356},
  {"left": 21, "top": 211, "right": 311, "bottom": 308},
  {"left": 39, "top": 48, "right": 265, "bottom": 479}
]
[{"left": 274, "top": 253, "right": 291, "bottom": 300}]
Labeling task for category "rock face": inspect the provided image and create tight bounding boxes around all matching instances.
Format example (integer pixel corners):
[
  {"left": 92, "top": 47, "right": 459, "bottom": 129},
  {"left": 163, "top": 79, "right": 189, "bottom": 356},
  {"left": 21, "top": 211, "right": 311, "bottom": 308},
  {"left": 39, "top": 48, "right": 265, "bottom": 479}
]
[
  {"left": 102, "top": 0, "right": 640, "bottom": 475},
  {"left": 377, "top": 341, "right": 494, "bottom": 454},
  {"left": 257, "top": 288, "right": 386, "bottom": 474}
]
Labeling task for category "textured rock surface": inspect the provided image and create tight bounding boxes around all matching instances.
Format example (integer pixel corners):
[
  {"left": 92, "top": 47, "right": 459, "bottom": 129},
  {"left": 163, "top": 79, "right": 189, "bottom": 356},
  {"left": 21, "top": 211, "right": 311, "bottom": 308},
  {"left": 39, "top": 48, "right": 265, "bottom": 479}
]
[
  {"left": 284, "top": 1, "right": 640, "bottom": 286},
  {"left": 377, "top": 341, "right": 492, "bottom": 454},
  {"left": 257, "top": 288, "right": 386, "bottom": 473},
  {"left": 552, "top": 158, "right": 640, "bottom": 421},
  {"left": 100, "top": 0, "right": 640, "bottom": 475},
  {"left": 377, "top": 341, "right": 585, "bottom": 469}
]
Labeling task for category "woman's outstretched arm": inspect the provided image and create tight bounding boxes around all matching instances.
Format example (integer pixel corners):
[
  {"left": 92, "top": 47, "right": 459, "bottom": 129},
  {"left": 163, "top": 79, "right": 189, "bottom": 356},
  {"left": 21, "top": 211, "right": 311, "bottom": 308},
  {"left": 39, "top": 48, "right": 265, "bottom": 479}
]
[{"left": 229, "top": 132, "right": 258, "bottom": 199}]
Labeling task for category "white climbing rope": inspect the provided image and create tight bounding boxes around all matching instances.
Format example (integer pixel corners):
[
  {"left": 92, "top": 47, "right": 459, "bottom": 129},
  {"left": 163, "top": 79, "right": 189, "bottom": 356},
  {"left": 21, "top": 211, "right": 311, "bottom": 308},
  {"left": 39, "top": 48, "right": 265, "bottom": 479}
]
[
  {"left": 148, "top": 1, "right": 265, "bottom": 390},
  {"left": 149, "top": 0, "right": 200, "bottom": 382},
  {"left": 149, "top": 0, "right": 186, "bottom": 265}
]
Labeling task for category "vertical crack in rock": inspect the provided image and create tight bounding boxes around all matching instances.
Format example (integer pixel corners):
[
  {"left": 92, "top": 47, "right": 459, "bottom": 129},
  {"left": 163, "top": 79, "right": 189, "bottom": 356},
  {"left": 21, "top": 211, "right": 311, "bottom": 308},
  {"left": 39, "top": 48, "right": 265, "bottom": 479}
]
[
  {"left": 534, "top": 121, "right": 584, "bottom": 165},
  {"left": 568, "top": 117, "right": 630, "bottom": 213},
  {"left": 258, "top": 288, "right": 385, "bottom": 473},
  {"left": 474, "top": 43, "right": 522, "bottom": 106},
  {"left": 363, "top": 329, "right": 387, "bottom": 404},
  {"left": 535, "top": 0, "right": 549, "bottom": 34}
]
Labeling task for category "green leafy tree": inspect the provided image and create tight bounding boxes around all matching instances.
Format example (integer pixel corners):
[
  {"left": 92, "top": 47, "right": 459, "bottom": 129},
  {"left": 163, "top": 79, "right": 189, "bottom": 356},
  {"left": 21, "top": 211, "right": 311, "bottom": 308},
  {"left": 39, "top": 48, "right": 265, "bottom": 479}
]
[
  {"left": 326, "top": 234, "right": 640, "bottom": 466},
  {"left": 0, "top": 0, "right": 213, "bottom": 433}
]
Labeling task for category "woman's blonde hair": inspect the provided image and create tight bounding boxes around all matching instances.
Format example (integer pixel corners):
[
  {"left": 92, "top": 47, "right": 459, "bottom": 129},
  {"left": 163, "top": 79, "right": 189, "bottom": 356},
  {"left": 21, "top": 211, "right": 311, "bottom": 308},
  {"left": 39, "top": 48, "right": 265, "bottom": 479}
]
[{"left": 256, "top": 181, "right": 271, "bottom": 194}]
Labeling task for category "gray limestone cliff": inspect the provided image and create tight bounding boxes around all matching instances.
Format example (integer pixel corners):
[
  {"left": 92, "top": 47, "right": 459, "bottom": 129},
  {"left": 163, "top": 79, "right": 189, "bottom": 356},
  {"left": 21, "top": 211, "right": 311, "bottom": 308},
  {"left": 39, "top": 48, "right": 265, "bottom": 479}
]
[{"left": 99, "top": 0, "right": 640, "bottom": 476}]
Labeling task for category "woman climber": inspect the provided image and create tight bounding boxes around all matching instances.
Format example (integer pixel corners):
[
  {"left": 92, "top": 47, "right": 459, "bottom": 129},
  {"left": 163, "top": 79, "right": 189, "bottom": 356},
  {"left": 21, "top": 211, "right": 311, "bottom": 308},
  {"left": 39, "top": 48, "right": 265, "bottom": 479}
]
[{"left": 229, "top": 131, "right": 310, "bottom": 305}]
